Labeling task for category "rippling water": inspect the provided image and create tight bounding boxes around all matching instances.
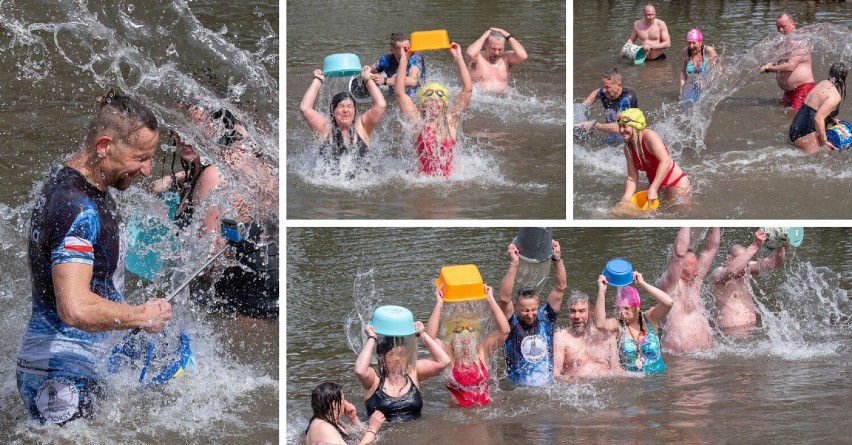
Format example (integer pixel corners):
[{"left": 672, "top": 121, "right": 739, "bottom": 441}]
[
  {"left": 573, "top": 1, "right": 852, "bottom": 219},
  {"left": 286, "top": 227, "right": 852, "bottom": 444},
  {"left": 0, "top": 1, "right": 278, "bottom": 443},
  {"left": 286, "top": 1, "right": 566, "bottom": 219}
]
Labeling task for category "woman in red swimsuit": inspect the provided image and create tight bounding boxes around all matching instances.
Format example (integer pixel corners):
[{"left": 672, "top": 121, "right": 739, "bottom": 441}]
[
  {"left": 425, "top": 284, "right": 510, "bottom": 407},
  {"left": 394, "top": 42, "right": 473, "bottom": 176},
  {"left": 616, "top": 108, "right": 691, "bottom": 206}
]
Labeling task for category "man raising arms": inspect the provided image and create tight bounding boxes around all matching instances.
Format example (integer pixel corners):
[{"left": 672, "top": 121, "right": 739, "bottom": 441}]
[{"left": 466, "top": 27, "right": 528, "bottom": 92}]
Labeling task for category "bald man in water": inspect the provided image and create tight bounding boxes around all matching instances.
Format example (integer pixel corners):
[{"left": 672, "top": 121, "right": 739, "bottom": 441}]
[
  {"left": 711, "top": 229, "right": 786, "bottom": 337},
  {"left": 759, "top": 12, "right": 815, "bottom": 110},
  {"left": 466, "top": 27, "right": 528, "bottom": 92},
  {"left": 659, "top": 227, "right": 720, "bottom": 352},
  {"left": 626, "top": 4, "right": 671, "bottom": 61}
]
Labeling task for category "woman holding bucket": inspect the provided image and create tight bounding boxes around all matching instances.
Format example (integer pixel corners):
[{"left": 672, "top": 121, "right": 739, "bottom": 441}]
[
  {"left": 789, "top": 62, "right": 847, "bottom": 153},
  {"left": 425, "top": 284, "right": 510, "bottom": 407},
  {"left": 299, "top": 65, "right": 387, "bottom": 167},
  {"left": 679, "top": 28, "right": 718, "bottom": 101},
  {"left": 354, "top": 310, "right": 450, "bottom": 422},
  {"left": 616, "top": 108, "right": 691, "bottom": 208},
  {"left": 394, "top": 42, "right": 473, "bottom": 176},
  {"left": 594, "top": 271, "right": 673, "bottom": 374}
]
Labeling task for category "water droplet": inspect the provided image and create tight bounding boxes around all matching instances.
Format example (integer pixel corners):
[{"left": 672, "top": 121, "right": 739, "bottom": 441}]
[
  {"left": 217, "top": 25, "right": 228, "bottom": 35},
  {"left": 128, "top": 4, "right": 135, "bottom": 13}
]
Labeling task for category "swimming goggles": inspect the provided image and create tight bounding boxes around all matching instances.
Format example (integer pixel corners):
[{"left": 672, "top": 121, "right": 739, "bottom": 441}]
[
  {"left": 453, "top": 325, "right": 477, "bottom": 334},
  {"left": 617, "top": 115, "right": 635, "bottom": 125},
  {"left": 420, "top": 89, "right": 447, "bottom": 99}
]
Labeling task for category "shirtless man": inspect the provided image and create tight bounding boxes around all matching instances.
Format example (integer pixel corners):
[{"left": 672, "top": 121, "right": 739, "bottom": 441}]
[
  {"left": 553, "top": 292, "right": 620, "bottom": 379},
  {"left": 711, "top": 229, "right": 786, "bottom": 337},
  {"left": 759, "top": 12, "right": 815, "bottom": 110},
  {"left": 659, "top": 227, "right": 720, "bottom": 353},
  {"left": 466, "top": 27, "right": 528, "bottom": 92},
  {"left": 626, "top": 4, "right": 671, "bottom": 61}
]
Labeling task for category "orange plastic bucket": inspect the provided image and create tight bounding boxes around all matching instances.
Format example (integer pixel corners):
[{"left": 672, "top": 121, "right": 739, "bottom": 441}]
[
  {"left": 410, "top": 30, "right": 450, "bottom": 52},
  {"left": 435, "top": 264, "right": 486, "bottom": 303},
  {"left": 630, "top": 190, "right": 659, "bottom": 211}
]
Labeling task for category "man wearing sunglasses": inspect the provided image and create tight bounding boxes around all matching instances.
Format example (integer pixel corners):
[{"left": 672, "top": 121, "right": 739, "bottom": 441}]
[
  {"left": 466, "top": 27, "right": 528, "bottom": 92},
  {"left": 499, "top": 240, "right": 567, "bottom": 386}
]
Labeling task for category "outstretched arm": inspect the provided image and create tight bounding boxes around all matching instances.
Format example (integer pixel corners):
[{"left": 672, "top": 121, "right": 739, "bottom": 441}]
[
  {"left": 636, "top": 271, "right": 673, "bottom": 327},
  {"left": 660, "top": 227, "right": 691, "bottom": 293},
  {"left": 715, "top": 229, "right": 764, "bottom": 283},
  {"left": 466, "top": 28, "right": 491, "bottom": 65},
  {"left": 414, "top": 321, "right": 451, "bottom": 382},
  {"left": 499, "top": 243, "right": 520, "bottom": 318},
  {"left": 358, "top": 66, "right": 387, "bottom": 138},
  {"left": 546, "top": 241, "right": 567, "bottom": 312},
  {"left": 481, "top": 284, "right": 511, "bottom": 357},
  {"left": 753, "top": 243, "right": 785, "bottom": 276},
  {"left": 299, "top": 68, "right": 330, "bottom": 138},
  {"left": 448, "top": 42, "right": 473, "bottom": 129},
  {"left": 594, "top": 275, "right": 619, "bottom": 333},
  {"left": 394, "top": 50, "right": 421, "bottom": 123},
  {"left": 425, "top": 286, "right": 445, "bottom": 341},
  {"left": 696, "top": 227, "right": 721, "bottom": 279},
  {"left": 354, "top": 325, "right": 379, "bottom": 390}
]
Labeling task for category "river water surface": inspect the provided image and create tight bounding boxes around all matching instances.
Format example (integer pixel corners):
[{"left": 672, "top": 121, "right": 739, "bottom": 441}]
[
  {"left": 286, "top": 227, "right": 852, "bottom": 444},
  {"left": 573, "top": 1, "right": 852, "bottom": 219},
  {"left": 287, "top": 1, "right": 566, "bottom": 219}
]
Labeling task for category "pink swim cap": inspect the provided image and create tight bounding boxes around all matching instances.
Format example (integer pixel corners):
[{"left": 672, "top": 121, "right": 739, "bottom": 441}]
[
  {"left": 687, "top": 28, "right": 703, "bottom": 43},
  {"left": 615, "top": 286, "right": 641, "bottom": 307}
]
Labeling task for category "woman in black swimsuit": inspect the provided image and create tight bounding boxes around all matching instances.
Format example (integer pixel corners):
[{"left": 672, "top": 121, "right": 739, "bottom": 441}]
[
  {"left": 354, "top": 321, "right": 449, "bottom": 422},
  {"left": 304, "top": 382, "right": 386, "bottom": 445},
  {"left": 790, "top": 62, "right": 847, "bottom": 154},
  {"left": 300, "top": 66, "right": 386, "bottom": 165}
]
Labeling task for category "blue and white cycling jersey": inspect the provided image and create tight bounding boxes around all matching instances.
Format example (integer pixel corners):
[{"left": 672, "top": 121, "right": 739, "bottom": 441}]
[
  {"left": 18, "top": 166, "right": 126, "bottom": 380},
  {"left": 504, "top": 303, "right": 558, "bottom": 386}
]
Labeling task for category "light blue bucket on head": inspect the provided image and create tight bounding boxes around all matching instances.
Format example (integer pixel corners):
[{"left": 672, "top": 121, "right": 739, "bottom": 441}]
[
  {"left": 370, "top": 305, "right": 415, "bottom": 336},
  {"left": 323, "top": 53, "right": 362, "bottom": 78},
  {"left": 827, "top": 120, "right": 852, "bottom": 150},
  {"left": 602, "top": 258, "right": 634, "bottom": 287}
]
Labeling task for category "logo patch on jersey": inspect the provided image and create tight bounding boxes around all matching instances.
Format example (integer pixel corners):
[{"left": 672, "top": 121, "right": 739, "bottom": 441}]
[
  {"left": 62, "top": 236, "right": 93, "bottom": 253},
  {"left": 520, "top": 334, "right": 547, "bottom": 363},
  {"left": 35, "top": 378, "right": 80, "bottom": 424}
]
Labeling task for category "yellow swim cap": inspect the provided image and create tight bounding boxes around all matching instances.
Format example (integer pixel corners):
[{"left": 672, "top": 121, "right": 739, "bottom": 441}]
[
  {"left": 617, "top": 108, "right": 646, "bottom": 131},
  {"left": 417, "top": 82, "right": 450, "bottom": 107}
]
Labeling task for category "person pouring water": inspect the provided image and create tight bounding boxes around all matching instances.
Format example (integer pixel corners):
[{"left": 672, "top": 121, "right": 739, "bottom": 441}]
[
  {"left": 395, "top": 41, "right": 473, "bottom": 176},
  {"left": 626, "top": 4, "right": 671, "bottom": 61},
  {"left": 300, "top": 65, "right": 387, "bottom": 167},
  {"left": 788, "top": 62, "right": 847, "bottom": 154}
]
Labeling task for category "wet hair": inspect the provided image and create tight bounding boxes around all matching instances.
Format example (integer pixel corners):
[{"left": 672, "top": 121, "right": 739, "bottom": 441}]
[
  {"left": 211, "top": 108, "right": 240, "bottom": 146},
  {"left": 390, "top": 32, "right": 408, "bottom": 47},
  {"left": 375, "top": 336, "right": 409, "bottom": 376},
  {"left": 603, "top": 68, "right": 622, "bottom": 85},
  {"left": 829, "top": 62, "right": 847, "bottom": 102},
  {"left": 329, "top": 92, "right": 357, "bottom": 148},
  {"left": 567, "top": 290, "right": 590, "bottom": 307},
  {"left": 488, "top": 31, "right": 506, "bottom": 42},
  {"left": 85, "top": 88, "right": 158, "bottom": 148},
  {"left": 307, "top": 382, "right": 346, "bottom": 437},
  {"left": 778, "top": 12, "right": 794, "bottom": 23},
  {"left": 516, "top": 288, "right": 538, "bottom": 300}
]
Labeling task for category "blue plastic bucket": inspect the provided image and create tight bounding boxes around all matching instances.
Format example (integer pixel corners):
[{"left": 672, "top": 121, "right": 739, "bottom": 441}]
[
  {"left": 827, "top": 120, "right": 852, "bottom": 150},
  {"left": 323, "top": 53, "right": 362, "bottom": 78},
  {"left": 602, "top": 258, "right": 634, "bottom": 287},
  {"left": 370, "top": 305, "right": 415, "bottom": 336}
]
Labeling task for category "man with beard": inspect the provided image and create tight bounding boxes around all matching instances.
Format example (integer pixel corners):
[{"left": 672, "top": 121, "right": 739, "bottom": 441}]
[
  {"left": 553, "top": 292, "right": 621, "bottom": 379},
  {"left": 466, "top": 27, "right": 528, "bottom": 92},
  {"left": 499, "top": 240, "right": 566, "bottom": 386},
  {"left": 16, "top": 89, "right": 172, "bottom": 425},
  {"left": 659, "top": 227, "right": 720, "bottom": 352}
]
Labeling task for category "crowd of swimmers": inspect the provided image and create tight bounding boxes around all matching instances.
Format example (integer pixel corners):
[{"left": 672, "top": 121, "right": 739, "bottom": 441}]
[
  {"left": 299, "top": 28, "right": 529, "bottom": 177},
  {"left": 305, "top": 228, "right": 787, "bottom": 444},
  {"left": 577, "top": 5, "right": 848, "bottom": 210}
]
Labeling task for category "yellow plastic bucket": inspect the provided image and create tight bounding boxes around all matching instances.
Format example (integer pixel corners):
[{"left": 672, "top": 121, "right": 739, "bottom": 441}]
[
  {"left": 410, "top": 30, "right": 451, "bottom": 52},
  {"left": 621, "top": 43, "right": 646, "bottom": 64},
  {"left": 630, "top": 190, "right": 659, "bottom": 211},
  {"left": 435, "top": 264, "right": 487, "bottom": 303}
]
